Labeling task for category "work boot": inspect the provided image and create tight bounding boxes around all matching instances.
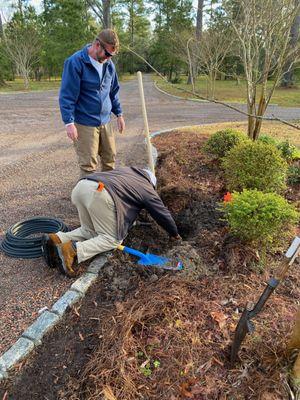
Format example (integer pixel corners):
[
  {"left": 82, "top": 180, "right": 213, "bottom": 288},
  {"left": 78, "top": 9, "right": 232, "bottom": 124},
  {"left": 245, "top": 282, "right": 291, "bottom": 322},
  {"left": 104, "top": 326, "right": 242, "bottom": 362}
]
[
  {"left": 41, "top": 233, "right": 62, "bottom": 268},
  {"left": 55, "top": 241, "right": 78, "bottom": 278}
]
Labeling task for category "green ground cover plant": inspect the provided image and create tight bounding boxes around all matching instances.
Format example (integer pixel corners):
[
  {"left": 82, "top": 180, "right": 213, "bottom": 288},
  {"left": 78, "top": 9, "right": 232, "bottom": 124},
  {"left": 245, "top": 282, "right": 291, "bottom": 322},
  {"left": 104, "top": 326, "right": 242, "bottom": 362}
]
[
  {"left": 258, "top": 135, "right": 300, "bottom": 162},
  {"left": 287, "top": 165, "right": 300, "bottom": 185},
  {"left": 258, "top": 134, "right": 279, "bottom": 146},
  {"left": 277, "top": 140, "right": 300, "bottom": 162}
]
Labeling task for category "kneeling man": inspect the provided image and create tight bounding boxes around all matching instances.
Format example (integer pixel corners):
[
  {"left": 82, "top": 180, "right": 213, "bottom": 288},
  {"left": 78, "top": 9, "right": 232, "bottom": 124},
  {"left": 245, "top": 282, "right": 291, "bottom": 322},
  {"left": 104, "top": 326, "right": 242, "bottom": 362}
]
[{"left": 42, "top": 167, "right": 180, "bottom": 277}]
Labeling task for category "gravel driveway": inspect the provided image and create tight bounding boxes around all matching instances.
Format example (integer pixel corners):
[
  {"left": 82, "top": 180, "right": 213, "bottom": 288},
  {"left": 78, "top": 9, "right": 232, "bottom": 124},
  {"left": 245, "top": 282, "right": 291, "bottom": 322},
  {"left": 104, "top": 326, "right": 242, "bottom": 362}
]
[{"left": 0, "top": 74, "right": 299, "bottom": 354}]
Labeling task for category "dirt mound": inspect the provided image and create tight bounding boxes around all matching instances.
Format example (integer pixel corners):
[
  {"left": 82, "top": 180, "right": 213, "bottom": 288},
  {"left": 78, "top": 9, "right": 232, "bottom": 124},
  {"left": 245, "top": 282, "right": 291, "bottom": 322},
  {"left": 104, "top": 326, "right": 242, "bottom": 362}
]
[{"left": 166, "top": 242, "right": 208, "bottom": 278}]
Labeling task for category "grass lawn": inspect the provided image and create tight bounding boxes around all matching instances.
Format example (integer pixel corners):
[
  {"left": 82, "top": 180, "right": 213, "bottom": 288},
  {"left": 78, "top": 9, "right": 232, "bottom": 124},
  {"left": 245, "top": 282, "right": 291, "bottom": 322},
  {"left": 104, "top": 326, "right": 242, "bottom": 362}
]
[
  {"left": 0, "top": 73, "right": 134, "bottom": 93},
  {"left": 0, "top": 78, "right": 62, "bottom": 92},
  {"left": 156, "top": 75, "right": 300, "bottom": 107},
  {"left": 173, "top": 120, "right": 300, "bottom": 147}
]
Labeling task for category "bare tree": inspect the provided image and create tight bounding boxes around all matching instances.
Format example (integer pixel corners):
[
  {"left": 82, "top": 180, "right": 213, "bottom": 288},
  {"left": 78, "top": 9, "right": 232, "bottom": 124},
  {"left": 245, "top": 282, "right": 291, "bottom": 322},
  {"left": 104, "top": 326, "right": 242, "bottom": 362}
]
[
  {"left": 225, "top": 0, "right": 300, "bottom": 140},
  {"left": 195, "top": 27, "right": 234, "bottom": 99},
  {"left": 125, "top": 43, "right": 300, "bottom": 131},
  {"left": 3, "top": 22, "right": 41, "bottom": 89},
  {"left": 175, "top": 23, "right": 233, "bottom": 99}
]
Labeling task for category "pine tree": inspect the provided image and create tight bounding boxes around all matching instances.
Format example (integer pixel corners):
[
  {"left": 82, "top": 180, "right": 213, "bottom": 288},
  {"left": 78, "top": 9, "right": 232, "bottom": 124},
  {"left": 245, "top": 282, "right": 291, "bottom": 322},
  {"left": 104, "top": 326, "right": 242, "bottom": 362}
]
[{"left": 41, "top": 0, "right": 97, "bottom": 77}]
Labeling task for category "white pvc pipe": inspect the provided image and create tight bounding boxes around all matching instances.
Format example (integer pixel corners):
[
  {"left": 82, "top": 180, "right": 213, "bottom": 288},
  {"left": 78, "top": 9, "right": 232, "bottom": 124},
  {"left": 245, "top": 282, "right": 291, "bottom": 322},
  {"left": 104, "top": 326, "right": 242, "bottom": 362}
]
[{"left": 137, "top": 71, "right": 155, "bottom": 174}]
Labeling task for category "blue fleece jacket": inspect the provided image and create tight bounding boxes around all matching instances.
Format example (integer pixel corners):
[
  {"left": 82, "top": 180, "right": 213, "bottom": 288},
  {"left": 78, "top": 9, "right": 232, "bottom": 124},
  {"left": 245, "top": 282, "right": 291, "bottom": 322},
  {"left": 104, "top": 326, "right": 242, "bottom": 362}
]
[{"left": 59, "top": 45, "right": 122, "bottom": 127}]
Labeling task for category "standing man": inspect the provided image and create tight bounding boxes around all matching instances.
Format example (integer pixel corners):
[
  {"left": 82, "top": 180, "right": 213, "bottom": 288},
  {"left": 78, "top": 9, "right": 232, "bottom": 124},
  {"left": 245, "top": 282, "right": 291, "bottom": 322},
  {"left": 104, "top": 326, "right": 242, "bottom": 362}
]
[
  {"left": 59, "top": 29, "right": 125, "bottom": 177},
  {"left": 42, "top": 167, "right": 181, "bottom": 277}
]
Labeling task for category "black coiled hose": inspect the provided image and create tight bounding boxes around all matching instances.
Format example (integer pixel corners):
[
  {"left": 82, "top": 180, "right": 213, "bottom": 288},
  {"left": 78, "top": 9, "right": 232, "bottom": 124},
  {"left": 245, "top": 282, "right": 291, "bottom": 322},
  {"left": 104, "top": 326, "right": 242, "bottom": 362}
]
[{"left": 0, "top": 217, "right": 69, "bottom": 259}]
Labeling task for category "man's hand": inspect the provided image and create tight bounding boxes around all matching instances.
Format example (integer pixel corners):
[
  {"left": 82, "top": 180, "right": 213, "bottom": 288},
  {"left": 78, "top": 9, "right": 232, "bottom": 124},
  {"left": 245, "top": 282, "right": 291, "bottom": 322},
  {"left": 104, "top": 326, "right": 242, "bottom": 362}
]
[
  {"left": 117, "top": 115, "right": 125, "bottom": 134},
  {"left": 66, "top": 123, "right": 78, "bottom": 141}
]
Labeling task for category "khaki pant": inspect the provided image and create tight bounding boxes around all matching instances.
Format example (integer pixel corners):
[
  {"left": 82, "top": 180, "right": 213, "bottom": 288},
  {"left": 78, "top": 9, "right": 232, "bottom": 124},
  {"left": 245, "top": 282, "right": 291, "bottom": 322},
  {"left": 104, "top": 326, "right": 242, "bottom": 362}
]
[
  {"left": 57, "top": 179, "right": 121, "bottom": 263},
  {"left": 74, "top": 122, "right": 116, "bottom": 177}
]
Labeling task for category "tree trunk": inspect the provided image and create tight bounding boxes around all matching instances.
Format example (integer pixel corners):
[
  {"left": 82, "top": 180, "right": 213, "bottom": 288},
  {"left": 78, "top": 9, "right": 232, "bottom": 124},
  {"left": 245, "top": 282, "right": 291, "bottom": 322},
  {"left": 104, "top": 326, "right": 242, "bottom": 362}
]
[
  {"left": 130, "top": 0, "right": 134, "bottom": 74},
  {"left": 0, "top": 13, "right": 3, "bottom": 37},
  {"left": 0, "top": 75, "right": 6, "bottom": 87},
  {"left": 196, "top": 0, "right": 204, "bottom": 41},
  {"left": 168, "top": 64, "right": 173, "bottom": 82},
  {"left": 187, "top": 0, "right": 204, "bottom": 86},
  {"left": 0, "top": 13, "right": 5, "bottom": 86},
  {"left": 21, "top": 67, "right": 30, "bottom": 89},
  {"left": 281, "top": 0, "right": 300, "bottom": 87},
  {"left": 247, "top": 102, "right": 256, "bottom": 140},
  {"left": 252, "top": 96, "right": 267, "bottom": 140},
  {"left": 102, "top": 0, "right": 111, "bottom": 28},
  {"left": 188, "top": 0, "right": 204, "bottom": 87}
]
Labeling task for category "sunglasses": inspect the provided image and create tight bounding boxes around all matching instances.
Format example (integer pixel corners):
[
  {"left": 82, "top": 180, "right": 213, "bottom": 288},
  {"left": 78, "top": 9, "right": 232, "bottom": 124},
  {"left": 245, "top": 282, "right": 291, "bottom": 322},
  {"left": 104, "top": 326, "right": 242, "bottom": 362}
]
[{"left": 97, "top": 40, "right": 114, "bottom": 58}]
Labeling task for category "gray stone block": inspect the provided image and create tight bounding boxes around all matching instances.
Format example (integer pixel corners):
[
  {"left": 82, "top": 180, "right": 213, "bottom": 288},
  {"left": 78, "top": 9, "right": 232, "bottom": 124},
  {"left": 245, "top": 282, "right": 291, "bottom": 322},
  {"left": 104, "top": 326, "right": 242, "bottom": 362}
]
[
  {"left": 51, "top": 290, "right": 83, "bottom": 316},
  {"left": 0, "top": 338, "right": 34, "bottom": 371},
  {"left": 70, "top": 272, "right": 97, "bottom": 294},
  {"left": 87, "top": 254, "right": 108, "bottom": 274},
  {"left": 0, "top": 368, "right": 8, "bottom": 380},
  {"left": 22, "top": 311, "right": 59, "bottom": 345}
]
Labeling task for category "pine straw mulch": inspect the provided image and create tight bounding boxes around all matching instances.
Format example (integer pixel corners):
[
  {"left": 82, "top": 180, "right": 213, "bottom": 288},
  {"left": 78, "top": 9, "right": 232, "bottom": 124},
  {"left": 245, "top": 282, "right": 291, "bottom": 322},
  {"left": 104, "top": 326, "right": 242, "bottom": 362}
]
[
  {"left": 62, "top": 271, "right": 299, "bottom": 400},
  {"left": 61, "top": 130, "right": 300, "bottom": 400}
]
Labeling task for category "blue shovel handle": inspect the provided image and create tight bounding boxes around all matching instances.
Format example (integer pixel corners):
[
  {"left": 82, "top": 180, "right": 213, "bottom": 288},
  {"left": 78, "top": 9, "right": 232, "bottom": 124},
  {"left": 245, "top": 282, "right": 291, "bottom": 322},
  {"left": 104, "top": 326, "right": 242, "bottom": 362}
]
[
  {"left": 122, "top": 246, "right": 146, "bottom": 260},
  {"left": 117, "top": 244, "right": 183, "bottom": 270}
]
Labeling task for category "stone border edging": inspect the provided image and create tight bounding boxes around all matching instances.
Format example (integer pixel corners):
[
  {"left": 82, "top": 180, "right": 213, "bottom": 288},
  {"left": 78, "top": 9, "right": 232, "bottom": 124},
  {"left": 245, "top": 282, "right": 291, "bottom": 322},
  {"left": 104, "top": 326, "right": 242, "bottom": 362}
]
[{"left": 0, "top": 255, "right": 107, "bottom": 380}]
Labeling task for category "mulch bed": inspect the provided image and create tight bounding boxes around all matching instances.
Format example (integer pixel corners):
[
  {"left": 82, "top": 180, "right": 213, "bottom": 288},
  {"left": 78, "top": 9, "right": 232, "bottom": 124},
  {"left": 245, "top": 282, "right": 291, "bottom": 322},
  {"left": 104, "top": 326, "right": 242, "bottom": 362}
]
[{"left": 0, "top": 129, "right": 299, "bottom": 400}]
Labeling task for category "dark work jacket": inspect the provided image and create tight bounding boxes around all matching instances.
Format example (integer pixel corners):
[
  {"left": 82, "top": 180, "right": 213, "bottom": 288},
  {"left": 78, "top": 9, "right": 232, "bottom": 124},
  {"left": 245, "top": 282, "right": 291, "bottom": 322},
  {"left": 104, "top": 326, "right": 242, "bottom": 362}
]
[{"left": 82, "top": 167, "right": 178, "bottom": 240}]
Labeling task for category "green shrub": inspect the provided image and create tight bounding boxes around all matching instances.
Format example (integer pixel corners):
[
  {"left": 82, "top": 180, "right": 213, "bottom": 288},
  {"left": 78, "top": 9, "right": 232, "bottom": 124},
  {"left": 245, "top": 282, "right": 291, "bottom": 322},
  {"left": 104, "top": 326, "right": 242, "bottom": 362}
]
[
  {"left": 277, "top": 140, "right": 300, "bottom": 162},
  {"left": 287, "top": 165, "right": 300, "bottom": 185},
  {"left": 220, "top": 189, "right": 299, "bottom": 246},
  {"left": 170, "top": 76, "right": 182, "bottom": 84},
  {"left": 222, "top": 141, "right": 288, "bottom": 193},
  {"left": 258, "top": 134, "right": 278, "bottom": 146},
  {"left": 203, "top": 128, "right": 249, "bottom": 159}
]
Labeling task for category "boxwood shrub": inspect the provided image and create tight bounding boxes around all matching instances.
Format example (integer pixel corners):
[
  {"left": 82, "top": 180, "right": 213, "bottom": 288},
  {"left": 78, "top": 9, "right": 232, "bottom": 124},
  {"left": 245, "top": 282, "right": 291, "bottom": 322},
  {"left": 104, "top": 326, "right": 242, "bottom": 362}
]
[
  {"left": 222, "top": 141, "right": 288, "bottom": 193},
  {"left": 220, "top": 189, "right": 299, "bottom": 246},
  {"left": 203, "top": 128, "right": 249, "bottom": 159}
]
